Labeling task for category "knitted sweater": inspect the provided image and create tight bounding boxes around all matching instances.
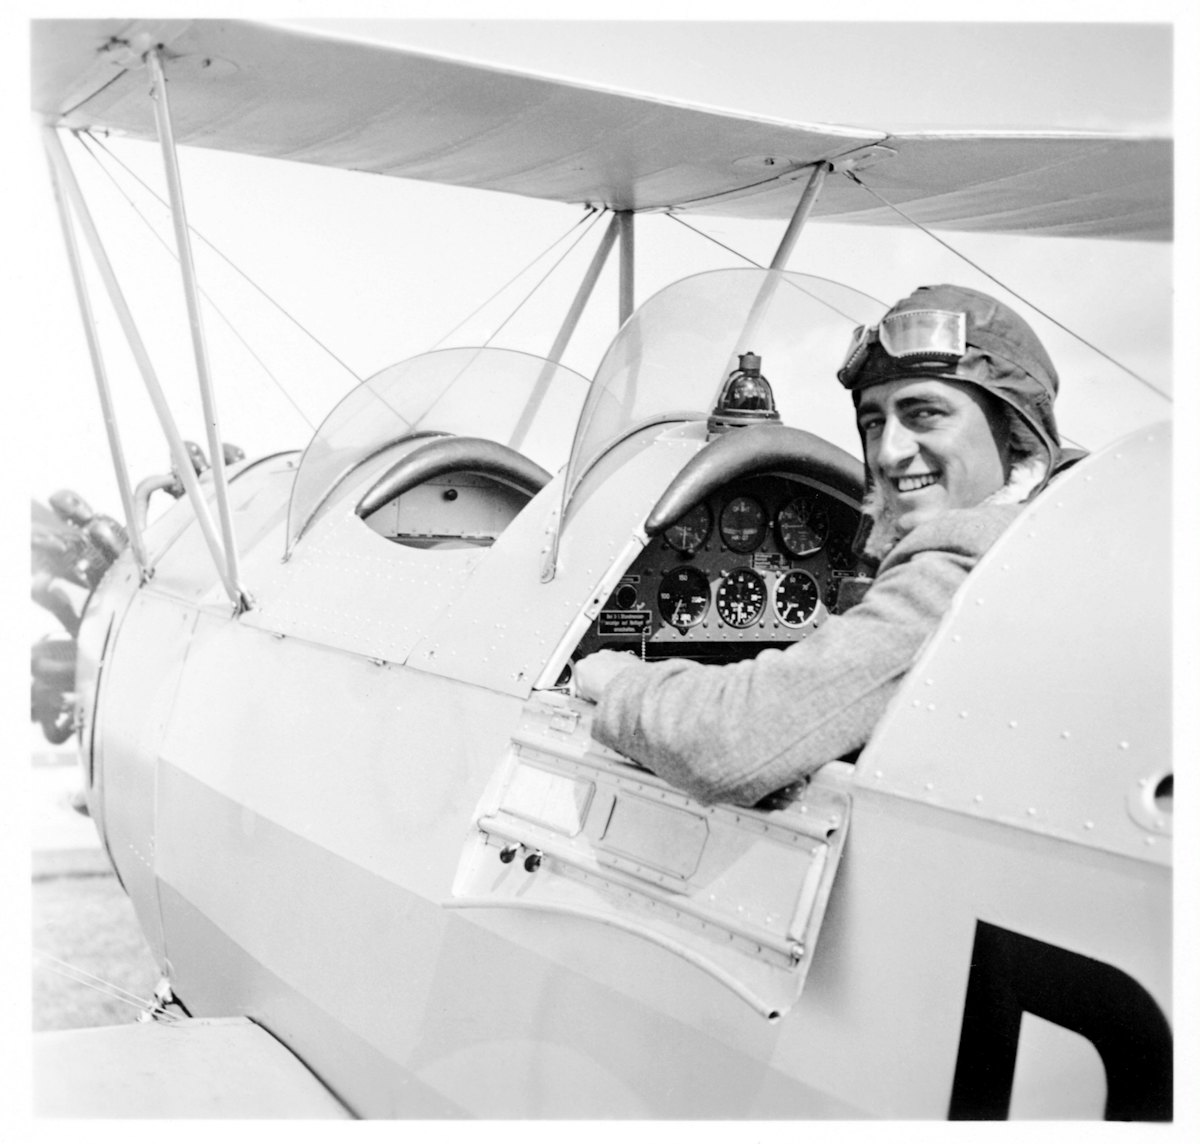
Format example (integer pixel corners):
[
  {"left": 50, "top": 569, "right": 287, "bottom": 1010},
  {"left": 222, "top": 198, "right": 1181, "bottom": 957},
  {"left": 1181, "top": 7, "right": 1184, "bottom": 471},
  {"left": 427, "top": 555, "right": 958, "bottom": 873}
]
[{"left": 591, "top": 502, "right": 1023, "bottom": 806}]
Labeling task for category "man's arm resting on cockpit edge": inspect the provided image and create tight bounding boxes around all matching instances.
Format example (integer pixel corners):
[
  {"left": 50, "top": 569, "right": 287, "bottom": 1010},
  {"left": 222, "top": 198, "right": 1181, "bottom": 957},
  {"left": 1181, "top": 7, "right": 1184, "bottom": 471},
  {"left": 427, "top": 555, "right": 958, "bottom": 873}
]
[{"left": 590, "top": 503, "right": 1025, "bottom": 807}]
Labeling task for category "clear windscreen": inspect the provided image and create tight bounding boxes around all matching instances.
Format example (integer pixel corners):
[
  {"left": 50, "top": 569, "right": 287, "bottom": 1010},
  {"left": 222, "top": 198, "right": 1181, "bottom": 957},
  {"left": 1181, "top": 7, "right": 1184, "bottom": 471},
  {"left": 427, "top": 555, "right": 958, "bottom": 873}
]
[
  {"left": 559, "top": 269, "right": 887, "bottom": 529},
  {"left": 286, "top": 347, "right": 589, "bottom": 550}
]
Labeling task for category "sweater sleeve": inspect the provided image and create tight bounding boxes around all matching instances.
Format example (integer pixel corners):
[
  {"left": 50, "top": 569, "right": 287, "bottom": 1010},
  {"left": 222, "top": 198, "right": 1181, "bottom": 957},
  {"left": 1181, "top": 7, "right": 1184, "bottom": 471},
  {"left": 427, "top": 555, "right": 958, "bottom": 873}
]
[{"left": 591, "top": 504, "right": 1021, "bottom": 806}]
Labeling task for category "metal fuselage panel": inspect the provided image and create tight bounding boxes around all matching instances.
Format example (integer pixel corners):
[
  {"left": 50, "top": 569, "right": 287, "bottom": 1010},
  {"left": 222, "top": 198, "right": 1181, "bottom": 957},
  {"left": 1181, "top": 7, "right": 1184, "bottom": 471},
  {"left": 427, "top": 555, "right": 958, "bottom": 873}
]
[
  {"left": 154, "top": 777, "right": 865, "bottom": 1118},
  {"left": 858, "top": 423, "right": 1173, "bottom": 865},
  {"left": 153, "top": 703, "right": 1170, "bottom": 1118},
  {"left": 77, "top": 456, "right": 299, "bottom": 959},
  {"left": 89, "top": 590, "right": 199, "bottom": 963}
]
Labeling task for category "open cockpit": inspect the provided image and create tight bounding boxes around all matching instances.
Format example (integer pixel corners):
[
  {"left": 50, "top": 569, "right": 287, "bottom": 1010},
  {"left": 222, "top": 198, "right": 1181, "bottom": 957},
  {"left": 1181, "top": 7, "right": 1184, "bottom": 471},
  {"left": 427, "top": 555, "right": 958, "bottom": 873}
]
[{"left": 357, "top": 435, "right": 552, "bottom": 551}]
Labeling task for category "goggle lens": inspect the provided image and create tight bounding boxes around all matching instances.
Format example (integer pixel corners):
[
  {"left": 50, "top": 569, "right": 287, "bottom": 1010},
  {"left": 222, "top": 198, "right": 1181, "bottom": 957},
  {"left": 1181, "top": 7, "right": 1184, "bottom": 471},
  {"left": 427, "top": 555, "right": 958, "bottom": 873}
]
[
  {"left": 839, "top": 309, "right": 968, "bottom": 386},
  {"left": 878, "top": 309, "right": 967, "bottom": 362}
]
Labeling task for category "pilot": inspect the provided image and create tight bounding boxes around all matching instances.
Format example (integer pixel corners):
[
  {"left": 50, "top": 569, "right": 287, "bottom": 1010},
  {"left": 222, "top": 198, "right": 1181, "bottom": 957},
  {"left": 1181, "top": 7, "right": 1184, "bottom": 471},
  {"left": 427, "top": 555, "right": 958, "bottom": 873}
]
[{"left": 575, "top": 284, "right": 1082, "bottom": 806}]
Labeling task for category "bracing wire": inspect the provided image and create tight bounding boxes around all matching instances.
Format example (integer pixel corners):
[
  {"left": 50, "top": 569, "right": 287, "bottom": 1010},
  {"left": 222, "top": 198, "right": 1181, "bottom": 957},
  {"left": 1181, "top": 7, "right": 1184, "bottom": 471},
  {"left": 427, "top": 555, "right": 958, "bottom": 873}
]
[
  {"left": 664, "top": 212, "right": 764, "bottom": 268},
  {"left": 81, "top": 132, "right": 613, "bottom": 388},
  {"left": 429, "top": 205, "right": 600, "bottom": 351},
  {"left": 74, "top": 133, "right": 319, "bottom": 433},
  {"left": 376, "top": 208, "right": 605, "bottom": 439},
  {"left": 841, "top": 169, "right": 1171, "bottom": 402},
  {"left": 665, "top": 211, "right": 885, "bottom": 324},
  {"left": 80, "top": 130, "right": 363, "bottom": 391},
  {"left": 481, "top": 208, "right": 609, "bottom": 348},
  {"left": 36, "top": 953, "right": 180, "bottom": 1021},
  {"left": 301, "top": 205, "right": 605, "bottom": 439}
]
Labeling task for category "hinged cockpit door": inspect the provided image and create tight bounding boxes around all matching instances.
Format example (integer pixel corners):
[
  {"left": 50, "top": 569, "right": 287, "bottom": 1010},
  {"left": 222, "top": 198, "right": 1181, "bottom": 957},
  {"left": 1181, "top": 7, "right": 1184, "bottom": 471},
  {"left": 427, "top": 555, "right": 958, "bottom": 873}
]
[{"left": 447, "top": 689, "right": 850, "bottom": 1019}]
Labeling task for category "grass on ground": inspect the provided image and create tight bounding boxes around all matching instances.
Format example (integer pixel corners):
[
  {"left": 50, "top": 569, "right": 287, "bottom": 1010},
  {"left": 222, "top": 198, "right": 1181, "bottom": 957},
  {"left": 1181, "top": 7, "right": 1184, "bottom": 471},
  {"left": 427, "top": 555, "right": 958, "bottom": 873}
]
[{"left": 32, "top": 872, "right": 161, "bottom": 1032}]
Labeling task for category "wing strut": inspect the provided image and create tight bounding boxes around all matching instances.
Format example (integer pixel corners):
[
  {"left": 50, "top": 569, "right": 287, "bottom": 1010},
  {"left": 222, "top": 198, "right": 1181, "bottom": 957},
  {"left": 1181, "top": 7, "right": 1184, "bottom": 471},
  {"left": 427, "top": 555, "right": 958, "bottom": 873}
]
[
  {"left": 146, "top": 49, "right": 250, "bottom": 613},
  {"left": 617, "top": 210, "right": 635, "bottom": 325},
  {"left": 540, "top": 166, "right": 830, "bottom": 584},
  {"left": 729, "top": 162, "right": 832, "bottom": 372},
  {"left": 510, "top": 211, "right": 624, "bottom": 456},
  {"left": 529, "top": 211, "right": 625, "bottom": 580},
  {"left": 546, "top": 211, "right": 623, "bottom": 367},
  {"left": 41, "top": 129, "right": 151, "bottom": 578},
  {"left": 768, "top": 162, "right": 829, "bottom": 272},
  {"left": 42, "top": 129, "right": 247, "bottom": 611}
]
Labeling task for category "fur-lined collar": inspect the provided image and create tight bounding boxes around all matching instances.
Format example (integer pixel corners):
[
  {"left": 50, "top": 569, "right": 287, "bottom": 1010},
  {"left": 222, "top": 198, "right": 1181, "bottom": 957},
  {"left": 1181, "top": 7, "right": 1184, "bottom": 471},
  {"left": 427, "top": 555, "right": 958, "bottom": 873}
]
[{"left": 860, "top": 456, "right": 1047, "bottom": 561}]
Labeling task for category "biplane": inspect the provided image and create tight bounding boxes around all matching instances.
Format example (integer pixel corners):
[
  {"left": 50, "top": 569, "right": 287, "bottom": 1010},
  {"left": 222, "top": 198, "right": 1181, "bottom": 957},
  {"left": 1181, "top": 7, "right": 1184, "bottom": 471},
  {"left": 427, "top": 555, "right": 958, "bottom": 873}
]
[{"left": 28, "top": 19, "right": 1174, "bottom": 1120}]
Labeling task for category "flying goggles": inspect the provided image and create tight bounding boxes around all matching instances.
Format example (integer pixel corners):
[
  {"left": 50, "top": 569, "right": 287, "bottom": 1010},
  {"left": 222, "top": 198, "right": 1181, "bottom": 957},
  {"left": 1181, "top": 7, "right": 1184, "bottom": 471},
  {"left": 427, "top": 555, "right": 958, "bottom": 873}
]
[{"left": 838, "top": 309, "right": 968, "bottom": 388}]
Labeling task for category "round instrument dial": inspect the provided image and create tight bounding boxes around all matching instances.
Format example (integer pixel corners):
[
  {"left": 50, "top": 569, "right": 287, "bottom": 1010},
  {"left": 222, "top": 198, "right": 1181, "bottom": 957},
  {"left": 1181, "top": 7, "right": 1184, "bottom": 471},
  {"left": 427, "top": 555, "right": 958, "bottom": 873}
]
[
  {"left": 777, "top": 495, "right": 830, "bottom": 557},
  {"left": 774, "top": 570, "right": 821, "bottom": 627},
  {"left": 716, "top": 568, "right": 767, "bottom": 628},
  {"left": 664, "top": 502, "right": 713, "bottom": 554},
  {"left": 719, "top": 495, "right": 767, "bottom": 553},
  {"left": 657, "top": 566, "right": 711, "bottom": 631},
  {"left": 825, "top": 532, "right": 856, "bottom": 572}
]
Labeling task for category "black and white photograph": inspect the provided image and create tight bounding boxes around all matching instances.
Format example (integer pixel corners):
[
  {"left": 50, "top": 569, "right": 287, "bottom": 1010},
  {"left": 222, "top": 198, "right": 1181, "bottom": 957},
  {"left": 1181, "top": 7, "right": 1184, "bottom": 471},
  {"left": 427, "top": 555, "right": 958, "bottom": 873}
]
[{"left": 11, "top": 6, "right": 1194, "bottom": 1130}]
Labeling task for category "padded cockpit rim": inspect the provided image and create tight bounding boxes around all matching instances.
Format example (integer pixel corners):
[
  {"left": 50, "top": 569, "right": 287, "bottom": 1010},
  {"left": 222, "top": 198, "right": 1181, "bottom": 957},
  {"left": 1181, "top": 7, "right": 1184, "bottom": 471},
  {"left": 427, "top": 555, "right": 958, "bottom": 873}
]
[
  {"left": 644, "top": 424, "right": 863, "bottom": 537},
  {"left": 356, "top": 436, "right": 552, "bottom": 518}
]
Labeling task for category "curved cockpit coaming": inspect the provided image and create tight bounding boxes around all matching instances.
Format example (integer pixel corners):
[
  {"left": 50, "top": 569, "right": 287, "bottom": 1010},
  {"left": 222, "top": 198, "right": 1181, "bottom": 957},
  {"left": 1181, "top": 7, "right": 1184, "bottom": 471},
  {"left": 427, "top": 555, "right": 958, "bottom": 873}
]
[
  {"left": 357, "top": 436, "right": 552, "bottom": 551},
  {"left": 360, "top": 469, "right": 538, "bottom": 551}
]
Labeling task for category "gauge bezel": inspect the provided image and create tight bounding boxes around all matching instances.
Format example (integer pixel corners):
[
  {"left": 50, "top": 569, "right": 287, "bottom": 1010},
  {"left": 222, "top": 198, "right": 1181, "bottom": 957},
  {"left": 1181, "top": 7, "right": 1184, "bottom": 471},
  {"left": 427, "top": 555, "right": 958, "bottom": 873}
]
[
  {"left": 664, "top": 501, "right": 713, "bottom": 554},
  {"left": 776, "top": 494, "right": 830, "bottom": 558},
  {"left": 657, "top": 565, "right": 711, "bottom": 630},
  {"left": 719, "top": 494, "right": 768, "bottom": 554},
  {"left": 773, "top": 569, "right": 822, "bottom": 628},
  {"left": 715, "top": 567, "right": 767, "bottom": 628}
]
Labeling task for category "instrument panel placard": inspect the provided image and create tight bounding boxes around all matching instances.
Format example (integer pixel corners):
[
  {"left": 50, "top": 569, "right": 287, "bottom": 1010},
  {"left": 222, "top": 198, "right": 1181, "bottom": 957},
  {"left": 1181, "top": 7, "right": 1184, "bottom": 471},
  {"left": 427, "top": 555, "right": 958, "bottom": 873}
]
[{"left": 598, "top": 610, "right": 652, "bottom": 636}]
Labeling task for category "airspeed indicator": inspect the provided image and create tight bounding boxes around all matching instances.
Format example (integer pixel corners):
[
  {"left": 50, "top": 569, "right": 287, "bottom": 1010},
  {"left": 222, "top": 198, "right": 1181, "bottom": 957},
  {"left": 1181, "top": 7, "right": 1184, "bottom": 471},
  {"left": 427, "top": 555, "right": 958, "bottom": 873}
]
[{"left": 657, "top": 566, "right": 710, "bottom": 631}]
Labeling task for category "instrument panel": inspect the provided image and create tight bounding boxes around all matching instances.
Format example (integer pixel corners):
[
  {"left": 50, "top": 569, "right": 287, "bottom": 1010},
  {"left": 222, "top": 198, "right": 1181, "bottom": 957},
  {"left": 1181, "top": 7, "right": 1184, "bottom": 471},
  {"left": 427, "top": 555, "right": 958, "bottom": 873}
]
[{"left": 575, "top": 474, "right": 869, "bottom": 666}]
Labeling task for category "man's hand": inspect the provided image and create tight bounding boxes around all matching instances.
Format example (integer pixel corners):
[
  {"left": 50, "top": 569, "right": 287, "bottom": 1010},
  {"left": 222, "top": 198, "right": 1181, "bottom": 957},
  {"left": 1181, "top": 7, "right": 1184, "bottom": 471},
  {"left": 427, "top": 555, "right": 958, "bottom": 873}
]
[{"left": 574, "top": 650, "right": 640, "bottom": 703}]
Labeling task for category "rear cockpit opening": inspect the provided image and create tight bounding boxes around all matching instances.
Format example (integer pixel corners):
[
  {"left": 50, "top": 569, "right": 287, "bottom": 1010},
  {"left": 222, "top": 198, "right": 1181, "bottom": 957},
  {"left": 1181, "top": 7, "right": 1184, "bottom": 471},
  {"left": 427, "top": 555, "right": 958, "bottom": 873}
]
[
  {"left": 355, "top": 435, "right": 552, "bottom": 551},
  {"left": 360, "top": 471, "right": 536, "bottom": 550}
]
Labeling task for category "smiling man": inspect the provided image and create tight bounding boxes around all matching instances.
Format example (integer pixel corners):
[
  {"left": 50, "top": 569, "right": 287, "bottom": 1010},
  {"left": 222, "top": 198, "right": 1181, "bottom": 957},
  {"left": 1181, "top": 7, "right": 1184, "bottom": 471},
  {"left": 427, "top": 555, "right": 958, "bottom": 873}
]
[
  {"left": 843, "top": 283, "right": 1070, "bottom": 559},
  {"left": 856, "top": 379, "right": 1010, "bottom": 535},
  {"left": 575, "top": 285, "right": 1082, "bottom": 806}
]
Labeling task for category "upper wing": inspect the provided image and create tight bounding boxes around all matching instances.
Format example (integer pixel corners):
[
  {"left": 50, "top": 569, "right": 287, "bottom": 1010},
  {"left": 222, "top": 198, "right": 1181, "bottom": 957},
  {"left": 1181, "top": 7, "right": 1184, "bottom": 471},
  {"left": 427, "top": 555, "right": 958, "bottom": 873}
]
[{"left": 31, "top": 19, "right": 1170, "bottom": 240}]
